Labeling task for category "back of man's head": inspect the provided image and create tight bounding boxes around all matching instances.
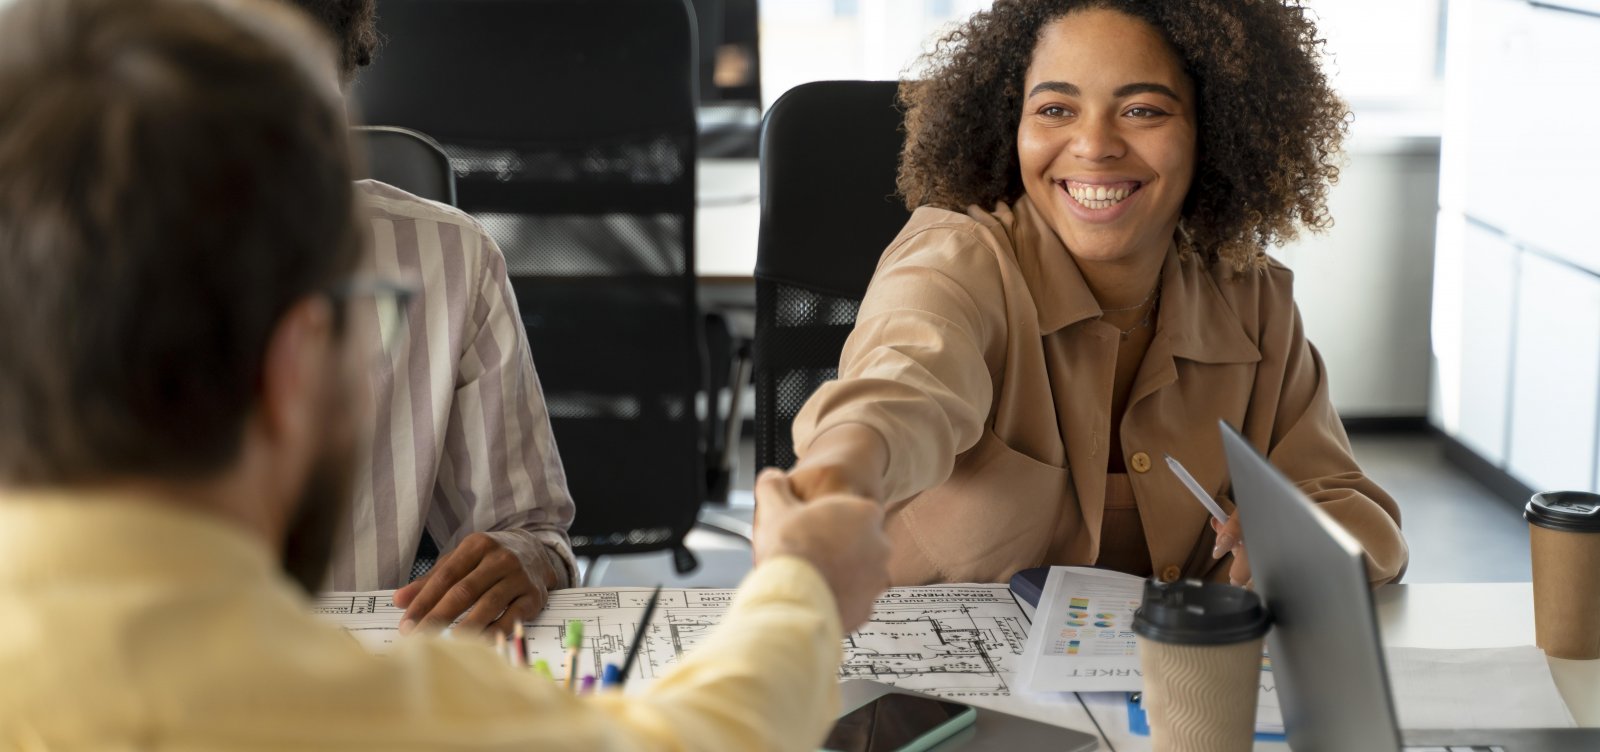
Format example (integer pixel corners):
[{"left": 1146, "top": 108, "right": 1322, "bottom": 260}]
[
  {"left": 0, "top": 0, "right": 362, "bottom": 486},
  {"left": 279, "top": 0, "right": 379, "bottom": 82}
]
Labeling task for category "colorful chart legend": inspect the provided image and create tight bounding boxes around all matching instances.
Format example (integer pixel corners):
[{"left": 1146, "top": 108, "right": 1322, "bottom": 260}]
[{"left": 1021, "top": 567, "right": 1149, "bottom": 693}]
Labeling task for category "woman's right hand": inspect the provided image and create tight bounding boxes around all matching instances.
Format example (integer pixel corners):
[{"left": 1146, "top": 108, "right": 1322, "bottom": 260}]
[
  {"left": 786, "top": 462, "right": 871, "bottom": 502},
  {"left": 752, "top": 470, "right": 891, "bottom": 632},
  {"left": 1211, "top": 515, "right": 1252, "bottom": 588},
  {"left": 783, "top": 423, "right": 891, "bottom": 503}
]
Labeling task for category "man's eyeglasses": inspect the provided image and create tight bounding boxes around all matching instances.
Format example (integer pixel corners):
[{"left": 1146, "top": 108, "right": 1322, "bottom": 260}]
[{"left": 325, "top": 277, "right": 418, "bottom": 354}]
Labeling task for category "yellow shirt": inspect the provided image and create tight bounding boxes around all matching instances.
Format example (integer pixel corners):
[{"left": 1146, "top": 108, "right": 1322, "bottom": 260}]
[
  {"left": 0, "top": 494, "right": 842, "bottom": 751},
  {"left": 793, "top": 196, "right": 1407, "bottom": 586}
]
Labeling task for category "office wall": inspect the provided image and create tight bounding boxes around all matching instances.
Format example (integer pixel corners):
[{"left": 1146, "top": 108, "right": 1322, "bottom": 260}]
[
  {"left": 1274, "top": 135, "right": 1441, "bottom": 419},
  {"left": 1430, "top": 0, "right": 1600, "bottom": 492}
]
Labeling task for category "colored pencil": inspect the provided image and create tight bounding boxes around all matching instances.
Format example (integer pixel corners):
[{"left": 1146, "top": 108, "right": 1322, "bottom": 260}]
[{"left": 563, "top": 619, "right": 584, "bottom": 693}]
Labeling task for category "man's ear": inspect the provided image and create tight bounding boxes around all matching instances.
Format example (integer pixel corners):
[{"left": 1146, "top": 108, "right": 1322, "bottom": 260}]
[{"left": 257, "top": 296, "right": 337, "bottom": 452}]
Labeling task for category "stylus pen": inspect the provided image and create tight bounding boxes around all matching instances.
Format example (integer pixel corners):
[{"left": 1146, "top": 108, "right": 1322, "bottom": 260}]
[
  {"left": 1164, "top": 453, "right": 1229, "bottom": 525},
  {"left": 618, "top": 584, "right": 663, "bottom": 689}
]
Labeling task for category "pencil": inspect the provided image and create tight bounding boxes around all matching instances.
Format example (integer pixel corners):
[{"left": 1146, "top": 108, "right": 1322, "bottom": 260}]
[
  {"left": 512, "top": 621, "right": 526, "bottom": 668},
  {"left": 563, "top": 619, "right": 584, "bottom": 693},
  {"left": 1164, "top": 453, "right": 1230, "bottom": 525},
  {"left": 618, "top": 584, "right": 663, "bottom": 688},
  {"left": 494, "top": 630, "right": 507, "bottom": 664}
]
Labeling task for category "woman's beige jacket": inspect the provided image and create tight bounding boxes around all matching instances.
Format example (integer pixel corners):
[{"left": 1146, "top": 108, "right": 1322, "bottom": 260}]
[{"left": 793, "top": 196, "right": 1408, "bottom": 587}]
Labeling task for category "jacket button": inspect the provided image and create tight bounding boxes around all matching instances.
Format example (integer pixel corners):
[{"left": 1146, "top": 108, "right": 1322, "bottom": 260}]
[
  {"left": 1160, "top": 565, "right": 1182, "bottom": 583},
  {"left": 1130, "top": 451, "right": 1152, "bottom": 473}
]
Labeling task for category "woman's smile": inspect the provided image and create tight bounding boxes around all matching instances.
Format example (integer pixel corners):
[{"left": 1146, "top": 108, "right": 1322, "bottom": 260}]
[
  {"left": 1017, "top": 8, "right": 1196, "bottom": 267},
  {"left": 1056, "top": 177, "right": 1144, "bottom": 219}
]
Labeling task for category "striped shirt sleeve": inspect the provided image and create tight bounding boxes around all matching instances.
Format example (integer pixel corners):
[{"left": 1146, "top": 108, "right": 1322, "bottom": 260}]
[
  {"left": 437, "top": 223, "right": 578, "bottom": 588},
  {"left": 330, "top": 181, "right": 576, "bottom": 592}
]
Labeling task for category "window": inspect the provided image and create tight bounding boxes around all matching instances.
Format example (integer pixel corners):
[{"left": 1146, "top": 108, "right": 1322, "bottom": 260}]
[{"left": 758, "top": 0, "right": 1446, "bottom": 114}]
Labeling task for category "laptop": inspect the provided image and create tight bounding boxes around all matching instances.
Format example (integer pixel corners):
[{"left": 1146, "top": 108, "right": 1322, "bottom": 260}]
[{"left": 1219, "top": 421, "right": 1600, "bottom": 751}]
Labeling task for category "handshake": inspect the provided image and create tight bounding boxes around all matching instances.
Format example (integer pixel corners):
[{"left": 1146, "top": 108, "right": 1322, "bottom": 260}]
[{"left": 751, "top": 469, "right": 892, "bottom": 632}]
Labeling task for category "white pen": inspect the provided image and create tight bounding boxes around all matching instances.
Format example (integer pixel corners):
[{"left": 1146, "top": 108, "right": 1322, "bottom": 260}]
[{"left": 1164, "top": 453, "right": 1229, "bottom": 525}]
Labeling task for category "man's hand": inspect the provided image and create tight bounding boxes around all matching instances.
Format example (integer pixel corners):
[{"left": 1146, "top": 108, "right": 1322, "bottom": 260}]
[
  {"left": 1211, "top": 516, "right": 1252, "bottom": 587},
  {"left": 393, "top": 533, "right": 554, "bottom": 636},
  {"left": 753, "top": 469, "right": 891, "bottom": 632}
]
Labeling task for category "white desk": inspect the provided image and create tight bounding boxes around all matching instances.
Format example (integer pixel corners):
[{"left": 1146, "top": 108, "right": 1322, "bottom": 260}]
[
  {"left": 695, "top": 158, "right": 760, "bottom": 282},
  {"left": 1058, "top": 583, "right": 1598, "bottom": 751},
  {"left": 1376, "top": 583, "right": 1599, "bottom": 726}
]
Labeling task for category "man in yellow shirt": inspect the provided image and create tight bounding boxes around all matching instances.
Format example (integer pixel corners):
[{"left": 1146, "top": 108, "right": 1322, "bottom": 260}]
[{"left": 0, "top": 0, "right": 890, "bottom": 748}]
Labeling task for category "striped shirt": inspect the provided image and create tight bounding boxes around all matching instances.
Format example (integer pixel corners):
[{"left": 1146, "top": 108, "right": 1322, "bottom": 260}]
[{"left": 326, "top": 180, "right": 577, "bottom": 591}]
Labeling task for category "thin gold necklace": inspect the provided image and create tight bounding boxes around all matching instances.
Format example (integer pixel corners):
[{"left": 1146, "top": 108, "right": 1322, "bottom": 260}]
[
  {"left": 1117, "top": 285, "right": 1160, "bottom": 340},
  {"left": 1099, "top": 282, "right": 1159, "bottom": 313},
  {"left": 1098, "top": 282, "right": 1161, "bottom": 340}
]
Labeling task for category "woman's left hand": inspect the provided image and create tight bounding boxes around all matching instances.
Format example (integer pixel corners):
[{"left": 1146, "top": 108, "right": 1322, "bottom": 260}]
[{"left": 1210, "top": 516, "right": 1252, "bottom": 587}]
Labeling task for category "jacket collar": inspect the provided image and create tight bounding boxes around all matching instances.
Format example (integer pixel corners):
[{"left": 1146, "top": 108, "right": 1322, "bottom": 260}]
[{"left": 1007, "top": 195, "right": 1260, "bottom": 366}]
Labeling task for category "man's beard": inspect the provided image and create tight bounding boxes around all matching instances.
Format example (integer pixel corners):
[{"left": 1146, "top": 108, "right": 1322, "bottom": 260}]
[{"left": 280, "top": 444, "right": 353, "bottom": 594}]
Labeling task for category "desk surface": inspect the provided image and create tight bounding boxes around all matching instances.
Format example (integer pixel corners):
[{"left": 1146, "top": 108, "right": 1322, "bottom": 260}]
[
  {"left": 1377, "top": 583, "right": 1598, "bottom": 726},
  {"left": 1051, "top": 582, "right": 1598, "bottom": 751},
  {"left": 696, "top": 158, "right": 760, "bottom": 282}
]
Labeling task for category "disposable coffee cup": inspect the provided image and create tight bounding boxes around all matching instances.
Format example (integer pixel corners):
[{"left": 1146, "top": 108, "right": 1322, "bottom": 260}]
[
  {"left": 1134, "top": 579, "right": 1271, "bottom": 752},
  {"left": 1526, "top": 491, "right": 1600, "bottom": 660}
]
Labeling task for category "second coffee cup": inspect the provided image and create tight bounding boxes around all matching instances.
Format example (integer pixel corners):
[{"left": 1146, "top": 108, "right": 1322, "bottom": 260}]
[
  {"left": 1526, "top": 491, "right": 1600, "bottom": 660},
  {"left": 1134, "top": 578, "right": 1271, "bottom": 752}
]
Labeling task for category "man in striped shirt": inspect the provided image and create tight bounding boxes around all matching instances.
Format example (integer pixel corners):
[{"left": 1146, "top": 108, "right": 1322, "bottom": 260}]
[{"left": 293, "top": 0, "right": 577, "bottom": 635}]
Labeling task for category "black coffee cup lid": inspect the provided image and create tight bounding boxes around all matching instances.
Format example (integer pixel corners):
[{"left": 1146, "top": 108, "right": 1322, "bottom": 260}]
[
  {"left": 1133, "top": 578, "right": 1270, "bottom": 645},
  {"left": 1526, "top": 491, "right": 1600, "bottom": 533}
]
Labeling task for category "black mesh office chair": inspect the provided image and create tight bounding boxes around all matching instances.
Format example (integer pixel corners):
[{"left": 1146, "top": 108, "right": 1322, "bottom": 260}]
[
  {"left": 354, "top": 0, "right": 706, "bottom": 572},
  {"left": 352, "top": 125, "right": 457, "bottom": 207},
  {"left": 753, "top": 81, "right": 912, "bottom": 472}
]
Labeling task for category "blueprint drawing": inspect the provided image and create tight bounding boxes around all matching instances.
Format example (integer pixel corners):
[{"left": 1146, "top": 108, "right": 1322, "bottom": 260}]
[{"left": 315, "top": 584, "right": 1032, "bottom": 700}]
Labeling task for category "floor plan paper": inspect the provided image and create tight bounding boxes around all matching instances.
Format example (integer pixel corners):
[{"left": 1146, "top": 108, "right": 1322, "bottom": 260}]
[{"left": 314, "top": 584, "right": 1099, "bottom": 729}]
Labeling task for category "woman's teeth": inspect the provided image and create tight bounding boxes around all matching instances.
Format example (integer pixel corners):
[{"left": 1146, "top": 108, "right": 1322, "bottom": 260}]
[{"left": 1062, "top": 181, "right": 1137, "bottom": 210}]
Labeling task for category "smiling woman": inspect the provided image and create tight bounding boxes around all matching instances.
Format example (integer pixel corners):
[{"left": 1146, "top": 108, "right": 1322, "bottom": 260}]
[
  {"left": 899, "top": 0, "right": 1349, "bottom": 273},
  {"left": 1014, "top": 10, "right": 1197, "bottom": 278},
  {"left": 772, "top": 0, "right": 1409, "bottom": 590}
]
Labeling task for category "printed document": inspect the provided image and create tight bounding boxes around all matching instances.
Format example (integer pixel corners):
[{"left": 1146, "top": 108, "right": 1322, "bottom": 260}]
[{"left": 1018, "top": 566, "right": 1146, "bottom": 692}]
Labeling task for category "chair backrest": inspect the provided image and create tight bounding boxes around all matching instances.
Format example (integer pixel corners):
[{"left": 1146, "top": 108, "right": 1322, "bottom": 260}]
[
  {"left": 352, "top": 125, "right": 457, "bottom": 206},
  {"left": 753, "top": 80, "right": 912, "bottom": 471},
  {"left": 353, "top": 0, "right": 705, "bottom": 561}
]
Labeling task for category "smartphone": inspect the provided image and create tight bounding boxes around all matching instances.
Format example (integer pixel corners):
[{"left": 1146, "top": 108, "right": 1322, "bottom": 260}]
[{"left": 820, "top": 692, "right": 978, "bottom": 752}]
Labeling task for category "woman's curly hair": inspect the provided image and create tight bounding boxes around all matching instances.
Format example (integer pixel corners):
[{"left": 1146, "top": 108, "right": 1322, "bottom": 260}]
[
  {"left": 283, "top": 0, "right": 380, "bottom": 82},
  {"left": 898, "top": 0, "right": 1349, "bottom": 270}
]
